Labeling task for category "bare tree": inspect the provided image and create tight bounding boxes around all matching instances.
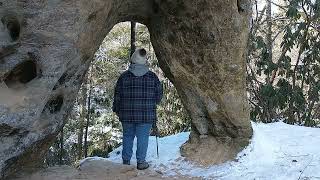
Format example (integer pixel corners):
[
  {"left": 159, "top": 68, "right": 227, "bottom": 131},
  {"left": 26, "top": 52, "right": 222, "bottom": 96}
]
[
  {"left": 130, "top": 21, "right": 136, "bottom": 57},
  {"left": 84, "top": 67, "right": 93, "bottom": 158}
]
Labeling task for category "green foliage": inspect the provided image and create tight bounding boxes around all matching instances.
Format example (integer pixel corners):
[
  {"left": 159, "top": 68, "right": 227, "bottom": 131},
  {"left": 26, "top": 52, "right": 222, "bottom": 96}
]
[
  {"left": 108, "top": 47, "right": 130, "bottom": 61},
  {"left": 248, "top": 0, "right": 320, "bottom": 126},
  {"left": 90, "top": 149, "right": 109, "bottom": 158}
]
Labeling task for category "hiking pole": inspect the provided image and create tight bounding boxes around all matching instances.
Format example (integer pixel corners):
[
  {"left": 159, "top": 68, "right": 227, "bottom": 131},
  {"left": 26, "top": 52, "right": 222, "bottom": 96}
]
[
  {"left": 153, "top": 122, "right": 159, "bottom": 158},
  {"left": 156, "top": 133, "right": 159, "bottom": 158}
]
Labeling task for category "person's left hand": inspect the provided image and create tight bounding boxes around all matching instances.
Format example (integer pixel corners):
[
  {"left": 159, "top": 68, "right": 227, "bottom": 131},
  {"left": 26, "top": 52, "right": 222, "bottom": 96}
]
[{"left": 150, "top": 123, "right": 158, "bottom": 136}]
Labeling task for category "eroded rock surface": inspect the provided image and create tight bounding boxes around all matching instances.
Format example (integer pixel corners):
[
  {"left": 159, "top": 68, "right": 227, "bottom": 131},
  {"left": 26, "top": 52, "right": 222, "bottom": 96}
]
[{"left": 0, "top": 0, "right": 252, "bottom": 178}]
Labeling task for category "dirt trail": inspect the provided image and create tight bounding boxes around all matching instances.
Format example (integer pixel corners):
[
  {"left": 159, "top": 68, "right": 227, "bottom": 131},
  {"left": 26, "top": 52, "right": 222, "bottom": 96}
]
[{"left": 11, "top": 160, "right": 201, "bottom": 180}]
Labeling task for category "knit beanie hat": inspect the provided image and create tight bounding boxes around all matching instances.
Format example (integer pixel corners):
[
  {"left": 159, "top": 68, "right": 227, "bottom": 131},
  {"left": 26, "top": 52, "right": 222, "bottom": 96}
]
[{"left": 130, "top": 48, "right": 147, "bottom": 64}]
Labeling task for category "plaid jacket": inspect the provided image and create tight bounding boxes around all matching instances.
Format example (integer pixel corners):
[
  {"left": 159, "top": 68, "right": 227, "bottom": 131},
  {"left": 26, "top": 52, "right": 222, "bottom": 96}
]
[{"left": 112, "top": 70, "right": 163, "bottom": 123}]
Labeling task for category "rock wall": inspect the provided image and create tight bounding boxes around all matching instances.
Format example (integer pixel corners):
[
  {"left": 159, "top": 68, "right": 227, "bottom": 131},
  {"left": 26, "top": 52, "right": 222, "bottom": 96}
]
[{"left": 0, "top": 0, "right": 252, "bottom": 178}]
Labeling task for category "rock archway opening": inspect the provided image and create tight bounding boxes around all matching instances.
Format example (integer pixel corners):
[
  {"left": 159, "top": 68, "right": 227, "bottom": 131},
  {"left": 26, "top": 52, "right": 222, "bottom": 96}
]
[
  {"left": 43, "top": 22, "right": 192, "bottom": 167},
  {"left": 93, "top": 22, "right": 191, "bottom": 137}
]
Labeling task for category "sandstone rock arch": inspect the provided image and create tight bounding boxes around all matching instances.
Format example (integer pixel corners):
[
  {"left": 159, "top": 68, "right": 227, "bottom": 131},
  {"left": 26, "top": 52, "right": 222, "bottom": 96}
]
[{"left": 0, "top": 0, "right": 252, "bottom": 178}]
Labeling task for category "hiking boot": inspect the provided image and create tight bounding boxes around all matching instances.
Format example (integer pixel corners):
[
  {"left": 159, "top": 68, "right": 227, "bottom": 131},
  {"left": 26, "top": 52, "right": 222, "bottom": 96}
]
[
  {"left": 123, "top": 160, "right": 130, "bottom": 165},
  {"left": 137, "top": 161, "right": 149, "bottom": 170}
]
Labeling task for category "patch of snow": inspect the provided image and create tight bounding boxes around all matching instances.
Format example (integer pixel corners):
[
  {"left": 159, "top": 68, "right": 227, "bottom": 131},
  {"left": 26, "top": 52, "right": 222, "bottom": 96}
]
[
  {"left": 107, "top": 132, "right": 190, "bottom": 166},
  {"left": 79, "top": 156, "right": 110, "bottom": 167},
  {"left": 87, "top": 122, "right": 320, "bottom": 179}
]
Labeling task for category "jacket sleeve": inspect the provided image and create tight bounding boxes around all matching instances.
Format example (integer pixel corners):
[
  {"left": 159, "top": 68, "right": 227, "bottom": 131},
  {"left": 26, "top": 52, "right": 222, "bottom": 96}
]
[
  {"left": 112, "top": 76, "right": 121, "bottom": 115},
  {"left": 155, "top": 76, "right": 163, "bottom": 105}
]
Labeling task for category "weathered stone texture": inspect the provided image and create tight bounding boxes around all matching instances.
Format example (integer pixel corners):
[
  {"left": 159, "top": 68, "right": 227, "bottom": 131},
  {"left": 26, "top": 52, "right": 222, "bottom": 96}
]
[
  {"left": 148, "top": 0, "right": 253, "bottom": 165},
  {"left": 0, "top": 0, "right": 252, "bottom": 178}
]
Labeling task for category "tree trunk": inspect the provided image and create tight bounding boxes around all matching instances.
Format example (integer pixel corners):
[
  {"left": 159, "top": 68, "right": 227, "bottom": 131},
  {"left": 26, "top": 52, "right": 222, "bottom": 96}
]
[
  {"left": 77, "top": 80, "right": 88, "bottom": 160},
  {"left": 264, "top": 0, "right": 276, "bottom": 123},
  {"left": 84, "top": 72, "right": 92, "bottom": 158},
  {"left": 59, "top": 128, "right": 64, "bottom": 165},
  {"left": 266, "top": 0, "right": 273, "bottom": 70},
  {"left": 130, "top": 21, "right": 136, "bottom": 57}
]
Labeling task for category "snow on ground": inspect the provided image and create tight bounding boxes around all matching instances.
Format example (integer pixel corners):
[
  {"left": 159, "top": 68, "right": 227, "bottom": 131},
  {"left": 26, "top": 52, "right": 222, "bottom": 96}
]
[{"left": 98, "top": 122, "right": 320, "bottom": 179}]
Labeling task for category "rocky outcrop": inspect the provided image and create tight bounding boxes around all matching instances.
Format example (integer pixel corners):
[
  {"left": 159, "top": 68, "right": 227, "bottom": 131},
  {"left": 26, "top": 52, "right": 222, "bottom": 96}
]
[
  {"left": 148, "top": 0, "right": 253, "bottom": 165},
  {"left": 0, "top": 0, "right": 252, "bottom": 178}
]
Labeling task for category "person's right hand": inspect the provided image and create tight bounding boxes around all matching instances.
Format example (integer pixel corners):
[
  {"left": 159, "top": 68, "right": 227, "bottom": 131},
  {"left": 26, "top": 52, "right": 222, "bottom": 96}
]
[{"left": 150, "top": 123, "right": 158, "bottom": 136}]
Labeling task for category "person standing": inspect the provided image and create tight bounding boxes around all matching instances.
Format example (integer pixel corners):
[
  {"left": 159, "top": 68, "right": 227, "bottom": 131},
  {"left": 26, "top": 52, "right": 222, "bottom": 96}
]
[{"left": 112, "top": 48, "right": 163, "bottom": 170}]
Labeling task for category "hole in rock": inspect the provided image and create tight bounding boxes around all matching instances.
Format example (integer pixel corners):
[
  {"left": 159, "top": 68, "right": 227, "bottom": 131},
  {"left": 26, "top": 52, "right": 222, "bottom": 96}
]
[
  {"left": 44, "top": 95, "right": 64, "bottom": 113},
  {"left": 45, "top": 22, "right": 191, "bottom": 166},
  {"left": 1, "top": 15, "right": 21, "bottom": 41},
  {"left": 4, "top": 60, "right": 37, "bottom": 88},
  {"left": 0, "top": 123, "right": 18, "bottom": 136}
]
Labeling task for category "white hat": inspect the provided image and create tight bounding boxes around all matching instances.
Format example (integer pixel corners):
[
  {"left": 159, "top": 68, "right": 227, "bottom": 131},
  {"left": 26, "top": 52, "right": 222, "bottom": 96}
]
[{"left": 130, "top": 48, "right": 147, "bottom": 64}]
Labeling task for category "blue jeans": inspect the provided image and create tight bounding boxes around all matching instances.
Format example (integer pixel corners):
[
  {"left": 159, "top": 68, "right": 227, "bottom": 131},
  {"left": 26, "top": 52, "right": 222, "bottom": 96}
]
[{"left": 121, "top": 122, "right": 152, "bottom": 163}]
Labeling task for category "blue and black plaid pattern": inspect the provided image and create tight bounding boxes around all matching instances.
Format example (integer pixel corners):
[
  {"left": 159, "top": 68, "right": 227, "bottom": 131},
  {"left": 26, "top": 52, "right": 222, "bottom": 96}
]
[{"left": 112, "top": 70, "right": 163, "bottom": 123}]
